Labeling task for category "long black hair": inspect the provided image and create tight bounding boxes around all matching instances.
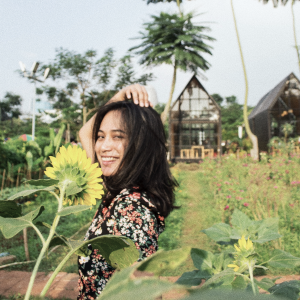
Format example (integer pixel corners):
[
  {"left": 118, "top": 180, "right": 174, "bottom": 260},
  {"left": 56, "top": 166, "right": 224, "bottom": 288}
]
[{"left": 92, "top": 101, "right": 178, "bottom": 217}]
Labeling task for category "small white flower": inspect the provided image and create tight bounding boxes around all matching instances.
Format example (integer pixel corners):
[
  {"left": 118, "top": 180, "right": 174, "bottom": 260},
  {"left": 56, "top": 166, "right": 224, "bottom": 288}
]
[
  {"left": 79, "top": 256, "right": 90, "bottom": 264},
  {"left": 107, "top": 219, "right": 115, "bottom": 226},
  {"left": 95, "top": 228, "right": 102, "bottom": 235}
]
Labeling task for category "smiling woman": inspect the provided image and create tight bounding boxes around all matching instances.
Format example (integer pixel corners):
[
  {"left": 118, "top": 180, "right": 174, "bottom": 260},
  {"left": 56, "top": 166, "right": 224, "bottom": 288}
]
[{"left": 77, "top": 84, "right": 178, "bottom": 299}]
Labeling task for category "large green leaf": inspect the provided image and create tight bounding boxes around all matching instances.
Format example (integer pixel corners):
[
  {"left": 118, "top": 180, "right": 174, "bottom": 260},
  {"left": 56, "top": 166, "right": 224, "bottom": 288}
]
[
  {"left": 230, "top": 209, "right": 252, "bottom": 232},
  {"left": 201, "top": 223, "right": 232, "bottom": 242},
  {"left": 255, "top": 278, "right": 278, "bottom": 292},
  {"left": 25, "top": 179, "right": 59, "bottom": 187},
  {"left": 52, "top": 235, "right": 139, "bottom": 270},
  {"left": 99, "top": 265, "right": 176, "bottom": 300},
  {"left": 0, "top": 201, "right": 22, "bottom": 218},
  {"left": 137, "top": 248, "right": 190, "bottom": 276},
  {"left": 7, "top": 187, "right": 55, "bottom": 201},
  {"left": 268, "top": 280, "right": 300, "bottom": 300},
  {"left": 199, "top": 269, "right": 235, "bottom": 290},
  {"left": 0, "top": 206, "right": 44, "bottom": 238},
  {"left": 57, "top": 205, "right": 92, "bottom": 216},
  {"left": 191, "top": 248, "right": 214, "bottom": 271},
  {"left": 231, "top": 275, "right": 248, "bottom": 290},
  {"left": 268, "top": 250, "right": 300, "bottom": 268},
  {"left": 176, "top": 269, "right": 211, "bottom": 286}
]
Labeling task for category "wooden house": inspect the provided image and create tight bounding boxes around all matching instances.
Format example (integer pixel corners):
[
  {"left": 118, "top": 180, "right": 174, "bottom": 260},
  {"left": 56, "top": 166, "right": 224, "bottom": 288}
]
[
  {"left": 169, "top": 75, "right": 222, "bottom": 161},
  {"left": 248, "top": 73, "right": 300, "bottom": 151}
]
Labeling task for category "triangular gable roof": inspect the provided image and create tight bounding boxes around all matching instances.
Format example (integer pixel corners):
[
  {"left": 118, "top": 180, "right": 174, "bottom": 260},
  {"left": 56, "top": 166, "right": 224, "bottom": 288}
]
[
  {"left": 171, "top": 74, "right": 221, "bottom": 112},
  {"left": 249, "top": 73, "right": 299, "bottom": 120}
]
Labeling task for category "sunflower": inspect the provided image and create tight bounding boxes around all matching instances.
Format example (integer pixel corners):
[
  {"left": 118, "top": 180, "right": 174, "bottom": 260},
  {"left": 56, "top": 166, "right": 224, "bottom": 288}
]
[
  {"left": 45, "top": 145, "right": 104, "bottom": 206},
  {"left": 228, "top": 235, "right": 255, "bottom": 273}
]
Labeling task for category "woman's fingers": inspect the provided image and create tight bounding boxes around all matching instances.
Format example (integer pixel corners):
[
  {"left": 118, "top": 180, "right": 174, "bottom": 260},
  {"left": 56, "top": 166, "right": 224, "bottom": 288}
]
[{"left": 124, "top": 84, "right": 152, "bottom": 108}]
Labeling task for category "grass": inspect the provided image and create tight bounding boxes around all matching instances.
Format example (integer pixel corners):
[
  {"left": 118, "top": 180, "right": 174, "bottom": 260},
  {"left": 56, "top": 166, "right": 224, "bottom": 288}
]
[{"left": 161, "top": 153, "right": 300, "bottom": 276}]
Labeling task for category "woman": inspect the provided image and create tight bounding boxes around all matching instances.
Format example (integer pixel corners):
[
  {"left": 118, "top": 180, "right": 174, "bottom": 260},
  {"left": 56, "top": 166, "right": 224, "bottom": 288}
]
[{"left": 78, "top": 84, "right": 177, "bottom": 299}]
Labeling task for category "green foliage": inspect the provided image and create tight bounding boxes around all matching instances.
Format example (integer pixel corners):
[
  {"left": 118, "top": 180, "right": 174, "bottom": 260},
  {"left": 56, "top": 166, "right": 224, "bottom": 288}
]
[
  {"left": 0, "top": 167, "right": 138, "bottom": 299},
  {"left": 201, "top": 209, "right": 282, "bottom": 244},
  {"left": 130, "top": 12, "right": 214, "bottom": 74},
  {"left": 0, "top": 206, "right": 45, "bottom": 238},
  {"left": 38, "top": 48, "right": 154, "bottom": 125},
  {"left": 0, "top": 92, "right": 22, "bottom": 122}
]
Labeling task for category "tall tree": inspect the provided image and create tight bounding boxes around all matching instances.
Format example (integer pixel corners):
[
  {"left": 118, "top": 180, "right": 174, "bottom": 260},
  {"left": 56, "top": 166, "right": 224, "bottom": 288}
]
[
  {"left": 258, "top": 0, "right": 300, "bottom": 74},
  {"left": 0, "top": 92, "right": 22, "bottom": 124},
  {"left": 231, "top": 0, "right": 259, "bottom": 160},
  {"left": 37, "top": 48, "right": 153, "bottom": 125},
  {"left": 130, "top": 12, "right": 214, "bottom": 124}
]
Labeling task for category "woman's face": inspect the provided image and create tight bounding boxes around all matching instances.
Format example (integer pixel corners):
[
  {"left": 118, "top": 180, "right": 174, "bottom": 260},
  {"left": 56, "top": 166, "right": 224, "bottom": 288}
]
[{"left": 95, "top": 110, "right": 128, "bottom": 176}]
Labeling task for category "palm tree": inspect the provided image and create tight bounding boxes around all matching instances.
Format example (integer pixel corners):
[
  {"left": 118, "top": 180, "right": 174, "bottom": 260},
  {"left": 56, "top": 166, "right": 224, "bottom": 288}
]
[
  {"left": 130, "top": 12, "right": 215, "bottom": 124},
  {"left": 258, "top": 0, "right": 300, "bottom": 74}
]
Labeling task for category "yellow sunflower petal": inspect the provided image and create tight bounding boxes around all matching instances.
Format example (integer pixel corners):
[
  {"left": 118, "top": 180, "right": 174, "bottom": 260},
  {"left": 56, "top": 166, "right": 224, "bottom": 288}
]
[
  {"left": 246, "top": 238, "right": 253, "bottom": 250},
  {"left": 234, "top": 244, "right": 241, "bottom": 252},
  {"left": 238, "top": 235, "right": 247, "bottom": 249}
]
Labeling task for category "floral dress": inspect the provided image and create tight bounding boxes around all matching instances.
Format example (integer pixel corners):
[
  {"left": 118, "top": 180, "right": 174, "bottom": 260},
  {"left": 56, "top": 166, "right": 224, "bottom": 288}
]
[{"left": 77, "top": 187, "right": 165, "bottom": 300}]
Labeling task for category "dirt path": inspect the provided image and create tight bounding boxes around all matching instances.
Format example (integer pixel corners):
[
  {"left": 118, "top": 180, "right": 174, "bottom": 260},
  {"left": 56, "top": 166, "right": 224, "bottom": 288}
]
[{"left": 175, "top": 169, "right": 214, "bottom": 274}]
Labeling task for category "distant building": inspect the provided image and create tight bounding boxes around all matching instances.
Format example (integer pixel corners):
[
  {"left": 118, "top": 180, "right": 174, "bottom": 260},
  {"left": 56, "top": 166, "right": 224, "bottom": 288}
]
[
  {"left": 169, "top": 75, "right": 222, "bottom": 161},
  {"left": 248, "top": 73, "right": 300, "bottom": 151}
]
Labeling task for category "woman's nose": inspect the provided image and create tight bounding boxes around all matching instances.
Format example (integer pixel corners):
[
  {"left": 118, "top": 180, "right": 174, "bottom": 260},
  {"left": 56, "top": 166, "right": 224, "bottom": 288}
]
[{"left": 100, "top": 137, "right": 113, "bottom": 151}]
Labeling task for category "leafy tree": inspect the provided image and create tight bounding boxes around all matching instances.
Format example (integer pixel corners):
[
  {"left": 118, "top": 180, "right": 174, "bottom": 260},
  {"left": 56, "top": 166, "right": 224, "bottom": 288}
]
[
  {"left": 38, "top": 49, "right": 153, "bottom": 125},
  {"left": 211, "top": 93, "right": 224, "bottom": 107},
  {"left": 0, "top": 92, "right": 22, "bottom": 124},
  {"left": 130, "top": 12, "right": 214, "bottom": 124},
  {"left": 114, "top": 54, "right": 155, "bottom": 90}
]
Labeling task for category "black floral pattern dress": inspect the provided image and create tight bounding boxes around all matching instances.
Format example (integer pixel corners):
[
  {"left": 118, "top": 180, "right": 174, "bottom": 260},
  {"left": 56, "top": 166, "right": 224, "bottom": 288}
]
[{"left": 77, "top": 187, "right": 165, "bottom": 300}]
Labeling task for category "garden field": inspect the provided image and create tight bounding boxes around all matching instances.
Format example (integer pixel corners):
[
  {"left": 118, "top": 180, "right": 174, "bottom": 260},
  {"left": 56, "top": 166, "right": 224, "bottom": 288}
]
[{"left": 2, "top": 154, "right": 300, "bottom": 278}]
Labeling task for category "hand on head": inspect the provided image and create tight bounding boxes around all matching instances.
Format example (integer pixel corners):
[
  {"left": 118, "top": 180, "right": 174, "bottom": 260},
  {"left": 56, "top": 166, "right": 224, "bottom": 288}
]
[{"left": 111, "top": 84, "right": 154, "bottom": 108}]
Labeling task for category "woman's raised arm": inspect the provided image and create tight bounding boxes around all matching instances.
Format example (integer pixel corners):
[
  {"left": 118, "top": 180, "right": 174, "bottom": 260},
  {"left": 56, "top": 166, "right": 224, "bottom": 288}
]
[{"left": 79, "top": 84, "right": 152, "bottom": 161}]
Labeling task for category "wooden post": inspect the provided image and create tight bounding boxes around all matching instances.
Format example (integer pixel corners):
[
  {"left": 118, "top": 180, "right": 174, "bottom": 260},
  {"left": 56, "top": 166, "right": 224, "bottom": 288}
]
[
  {"left": 1, "top": 169, "right": 6, "bottom": 195},
  {"left": 23, "top": 228, "right": 30, "bottom": 261}
]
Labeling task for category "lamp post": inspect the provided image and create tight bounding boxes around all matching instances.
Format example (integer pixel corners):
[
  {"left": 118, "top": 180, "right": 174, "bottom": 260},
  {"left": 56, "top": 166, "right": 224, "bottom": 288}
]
[{"left": 19, "top": 61, "right": 50, "bottom": 141}]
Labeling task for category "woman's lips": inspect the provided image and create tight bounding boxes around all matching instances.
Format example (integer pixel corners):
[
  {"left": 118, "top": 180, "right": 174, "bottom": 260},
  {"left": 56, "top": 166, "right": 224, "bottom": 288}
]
[{"left": 101, "top": 157, "right": 118, "bottom": 165}]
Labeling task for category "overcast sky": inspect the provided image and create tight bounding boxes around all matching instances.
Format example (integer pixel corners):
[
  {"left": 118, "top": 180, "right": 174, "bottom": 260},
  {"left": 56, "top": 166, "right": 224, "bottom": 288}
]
[{"left": 0, "top": 0, "right": 299, "bottom": 114}]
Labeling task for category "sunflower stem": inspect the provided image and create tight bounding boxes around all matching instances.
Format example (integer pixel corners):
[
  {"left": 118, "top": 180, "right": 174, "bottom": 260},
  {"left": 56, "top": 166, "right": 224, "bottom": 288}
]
[
  {"left": 24, "top": 187, "right": 65, "bottom": 300},
  {"left": 31, "top": 223, "right": 46, "bottom": 246},
  {"left": 248, "top": 264, "right": 256, "bottom": 296},
  {"left": 40, "top": 248, "right": 74, "bottom": 297}
]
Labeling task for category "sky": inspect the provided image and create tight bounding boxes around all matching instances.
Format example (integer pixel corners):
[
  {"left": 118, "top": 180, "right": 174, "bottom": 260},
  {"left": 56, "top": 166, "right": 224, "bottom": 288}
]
[{"left": 0, "top": 0, "right": 299, "bottom": 114}]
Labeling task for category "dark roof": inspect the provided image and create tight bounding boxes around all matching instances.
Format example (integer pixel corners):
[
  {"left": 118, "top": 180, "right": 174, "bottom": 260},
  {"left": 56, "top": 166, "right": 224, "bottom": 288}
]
[{"left": 248, "top": 73, "right": 296, "bottom": 120}]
